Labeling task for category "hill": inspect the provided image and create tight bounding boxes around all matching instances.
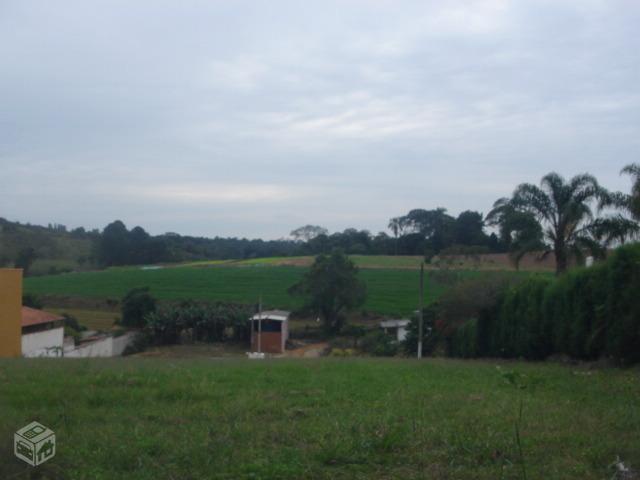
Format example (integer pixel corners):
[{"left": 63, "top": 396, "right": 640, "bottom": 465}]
[{"left": 0, "top": 218, "right": 96, "bottom": 275}]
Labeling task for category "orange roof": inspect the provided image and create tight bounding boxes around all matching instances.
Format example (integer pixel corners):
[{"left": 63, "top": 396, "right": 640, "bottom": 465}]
[{"left": 21, "top": 306, "right": 64, "bottom": 328}]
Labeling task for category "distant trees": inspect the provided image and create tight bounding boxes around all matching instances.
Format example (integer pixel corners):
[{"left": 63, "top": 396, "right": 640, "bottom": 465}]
[
  {"left": 97, "top": 221, "right": 169, "bottom": 266},
  {"left": 289, "top": 250, "right": 366, "bottom": 333},
  {"left": 290, "top": 225, "right": 328, "bottom": 242},
  {"left": 384, "top": 208, "right": 494, "bottom": 257},
  {"left": 14, "top": 247, "right": 37, "bottom": 276}
]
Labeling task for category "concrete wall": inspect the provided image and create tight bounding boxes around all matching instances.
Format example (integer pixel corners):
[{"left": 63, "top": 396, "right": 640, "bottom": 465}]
[
  {"left": 64, "top": 332, "right": 138, "bottom": 358},
  {"left": 112, "top": 332, "right": 139, "bottom": 356},
  {"left": 22, "top": 327, "right": 64, "bottom": 357},
  {"left": 0, "top": 269, "right": 22, "bottom": 357}
]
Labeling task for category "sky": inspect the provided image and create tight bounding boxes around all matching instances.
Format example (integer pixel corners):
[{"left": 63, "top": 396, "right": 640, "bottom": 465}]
[{"left": 1, "top": 0, "right": 639, "bottom": 239}]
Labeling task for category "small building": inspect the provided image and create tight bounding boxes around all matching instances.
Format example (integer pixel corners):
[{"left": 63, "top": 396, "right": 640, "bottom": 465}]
[
  {"left": 249, "top": 310, "right": 290, "bottom": 354},
  {"left": 380, "top": 319, "right": 411, "bottom": 342},
  {"left": 21, "top": 307, "right": 65, "bottom": 357}
]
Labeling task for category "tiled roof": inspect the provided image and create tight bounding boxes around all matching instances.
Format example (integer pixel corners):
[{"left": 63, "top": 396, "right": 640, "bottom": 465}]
[{"left": 21, "top": 306, "right": 64, "bottom": 328}]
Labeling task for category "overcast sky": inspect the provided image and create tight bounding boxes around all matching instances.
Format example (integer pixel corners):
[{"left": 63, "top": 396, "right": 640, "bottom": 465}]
[{"left": 1, "top": 1, "right": 639, "bottom": 239}]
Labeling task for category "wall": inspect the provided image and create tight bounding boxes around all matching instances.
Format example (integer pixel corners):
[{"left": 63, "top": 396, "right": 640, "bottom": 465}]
[
  {"left": 0, "top": 269, "right": 22, "bottom": 357},
  {"left": 22, "top": 327, "right": 64, "bottom": 357},
  {"left": 64, "top": 332, "right": 138, "bottom": 358},
  {"left": 65, "top": 336, "right": 113, "bottom": 358}
]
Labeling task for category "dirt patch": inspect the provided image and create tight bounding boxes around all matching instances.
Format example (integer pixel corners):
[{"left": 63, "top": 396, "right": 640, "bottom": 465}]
[{"left": 286, "top": 342, "right": 330, "bottom": 358}]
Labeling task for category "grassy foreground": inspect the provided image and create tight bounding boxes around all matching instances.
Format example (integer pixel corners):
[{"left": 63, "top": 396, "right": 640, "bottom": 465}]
[
  {"left": 1, "top": 358, "right": 638, "bottom": 479},
  {"left": 24, "top": 266, "right": 484, "bottom": 316}
]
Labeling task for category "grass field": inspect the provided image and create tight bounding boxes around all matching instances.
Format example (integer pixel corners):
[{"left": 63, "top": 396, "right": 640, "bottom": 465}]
[
  {"left": 0, "top": 358, "right": 638, "bottom": 479},
  {"left": 24, "top": 266, "right": 496, "bottom": 316},
  {"left": 179, "top": 255, "right": 428, "bottom": 269},
  {"left": 47, "top": 308, "right": 119, "bottom": 331}
]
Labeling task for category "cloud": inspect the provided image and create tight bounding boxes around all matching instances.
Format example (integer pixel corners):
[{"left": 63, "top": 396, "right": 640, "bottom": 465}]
[{"left": 1, "top": 0, "right": 639, "bottom": 238}]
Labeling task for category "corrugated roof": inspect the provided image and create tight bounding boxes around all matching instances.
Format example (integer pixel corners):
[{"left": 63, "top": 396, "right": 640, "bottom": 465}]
[
  {"left": 250, "top": 310, "right": 290, "bottom": 321},
  {"left": 21, "top": 306, "right": 64, "bottom": 327}
]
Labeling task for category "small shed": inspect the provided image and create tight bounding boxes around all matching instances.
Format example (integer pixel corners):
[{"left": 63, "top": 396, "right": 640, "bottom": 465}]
[
  {"left": 249, "top": 310, "right": 290, "bottom": 354},
  {"left": 380, "top": 319, "right": 411, "bottom": 342}
]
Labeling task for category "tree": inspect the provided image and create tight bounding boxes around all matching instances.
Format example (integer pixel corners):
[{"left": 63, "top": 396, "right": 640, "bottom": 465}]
[
  {"left": 121, "top": 287, "right": 157, "bottom": 328},
  {"left": 486, "top": 198, "right": 546, "bottom": 270},
  {"left": 290, "top": 225, "right": 329, "bottom": 243},
  {"left": 288, "top": 250, "right": 366, "bottom": 333},
  {"left": 387, "top": 217, "right": 405, "bottom": 255},
  {"left": 98, "top": 220, "right": 130, "bottom": 266},
  {"left": 454, "top": 210, "right": 488, "bottom": 246},
  {"left": 618, "top": 163, "right": 640, "bottom": 220},
  {"left": 15, "top": 247, "right": 37, "bottom": 276},
  {"left": 490, "top": 172, "right": 611, "bottom": 275}
]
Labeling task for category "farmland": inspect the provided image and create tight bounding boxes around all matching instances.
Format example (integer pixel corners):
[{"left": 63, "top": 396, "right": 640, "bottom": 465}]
[
  {"left": 23, "top": 266, "right": 451, "bottom": 316},
  {"left": 24, "top": 261, "right": 508, "bottom": 316},
  {"left": 1, "top": 358, "right": 638, "bottom": 479}
]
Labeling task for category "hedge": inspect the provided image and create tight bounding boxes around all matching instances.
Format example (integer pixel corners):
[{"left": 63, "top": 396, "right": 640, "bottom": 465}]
[{"left": 448, "top": 243, "right": 640, "bottom": 364}]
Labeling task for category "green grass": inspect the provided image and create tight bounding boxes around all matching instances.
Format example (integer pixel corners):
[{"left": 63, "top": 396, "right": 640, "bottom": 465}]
[
  {"left": 25, "top": 267, "right": 483, "bottom": 316},
  {"left": 0, "top": 358, "right": 638, "bottom": 479}
]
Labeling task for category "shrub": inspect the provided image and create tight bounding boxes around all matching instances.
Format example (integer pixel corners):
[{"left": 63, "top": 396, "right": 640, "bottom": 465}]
[
  {"left": 446, "top": 243, "right": 640, "bottom": 364},
  {"left": 359, "top": 330, "right": 399, "bottom": 357},
  {"left": 144, "top": 301, "right": 252, "bottom": 345},
  {"left": 121, "top": 287, "right": 157, "bottom": 328}
]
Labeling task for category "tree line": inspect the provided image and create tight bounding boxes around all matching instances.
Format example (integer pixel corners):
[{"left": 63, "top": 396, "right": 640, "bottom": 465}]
[{"left": 3, "top": 164, "right": 638, "bottom": 273}]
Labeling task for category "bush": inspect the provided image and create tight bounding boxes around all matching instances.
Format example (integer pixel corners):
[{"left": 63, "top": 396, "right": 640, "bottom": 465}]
[
  {"left": 359, "top": 330, "right": 399, "bottom": 357},
  {"left": 446, "top": 244, "right": 640, "bottom": 365},
  {"left": 22, "top": 293, "right": 43, "bottom": 309},
  {"left": 144, "top": 301, "right": 252, "bottom": 345},
  {"left": 62, "top": 313, "right": 87, "bottom": 332},
  {"left": 121, "top": 287, "right": 157, "bottom": 328}
]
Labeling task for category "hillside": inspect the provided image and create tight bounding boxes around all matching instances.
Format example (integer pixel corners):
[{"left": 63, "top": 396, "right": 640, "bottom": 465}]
[
  {"left": 0, "top": 218, "right": 95, "bottom": 275},
  {"left": 24, "top": 265, "right": 500, "bottom": 317},
  {"left": 1, "top": 358, "right": 638, "bottom": 479}
]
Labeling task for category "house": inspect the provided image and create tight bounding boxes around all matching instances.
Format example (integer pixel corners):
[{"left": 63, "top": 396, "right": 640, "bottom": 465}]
[
  {"left": 0, "top": 268, "right": 138, "bottom": 358},
  {"left": 21, "top": 307, "right": 65, "bottom": 357},
  {"left": 380, "top": 319, "right": 411, "bottom": 342},
  {"left": 249, "top": 310, "right": 290, "bottom": 354}
]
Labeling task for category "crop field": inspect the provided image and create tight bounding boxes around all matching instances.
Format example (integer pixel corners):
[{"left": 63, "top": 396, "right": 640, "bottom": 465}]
[
  {"left": 24, "top": 265, "right": 497, "bottom": 316},
  {"left": 1, "top": 358, "right": 638, "bottom": 479}
]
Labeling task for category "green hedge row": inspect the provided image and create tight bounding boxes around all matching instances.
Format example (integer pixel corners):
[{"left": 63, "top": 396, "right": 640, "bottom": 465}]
[{"left": 449, "top": 243, "right": 640, "bottom": 364}]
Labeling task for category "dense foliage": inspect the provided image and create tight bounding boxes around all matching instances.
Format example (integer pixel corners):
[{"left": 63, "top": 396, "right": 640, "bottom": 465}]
[
  {"left": 120, "top": 287, "right": 157, "bottom": 328},
  {"left": 144, "top": 301, "right": 251, "bottom": 344},
  {"left": 447, "top": 243, "right": 640, "bottom": 364}
]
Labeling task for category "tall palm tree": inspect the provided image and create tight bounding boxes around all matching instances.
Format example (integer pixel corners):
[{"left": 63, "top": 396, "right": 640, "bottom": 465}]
[{"left": 492, "top": 173, "right": 609, "bottom": 275}]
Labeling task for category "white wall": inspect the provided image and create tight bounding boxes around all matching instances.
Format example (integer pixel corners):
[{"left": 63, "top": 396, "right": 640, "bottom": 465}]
[
  {"left": 65, "top": 336, "right": 113, "bottom": 358},
  {"left": 64, "top": 332, "right": 139, "bottom": 358},
  {"left": 112, "top": 332, "right": 138, "bottom": 356},
  {"left": 22, "top": 328, "right": 64, "bottom": 357}
]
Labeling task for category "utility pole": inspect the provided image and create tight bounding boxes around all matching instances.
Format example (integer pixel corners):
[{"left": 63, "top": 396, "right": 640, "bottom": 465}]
[
  {"left": 418, "top": 262, "right": 424, "bottom": 359},
  {"left": 257, "top": 294, "right": 262, "bottom": 354}
]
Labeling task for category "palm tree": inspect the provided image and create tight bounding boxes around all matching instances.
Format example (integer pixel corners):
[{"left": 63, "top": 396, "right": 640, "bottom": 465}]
[
  {"left": 491, "top": 173, "right": 610, "bottom": 275},
  {"left": 620, "top": 163, "right": 640, "bottom": 220}
]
